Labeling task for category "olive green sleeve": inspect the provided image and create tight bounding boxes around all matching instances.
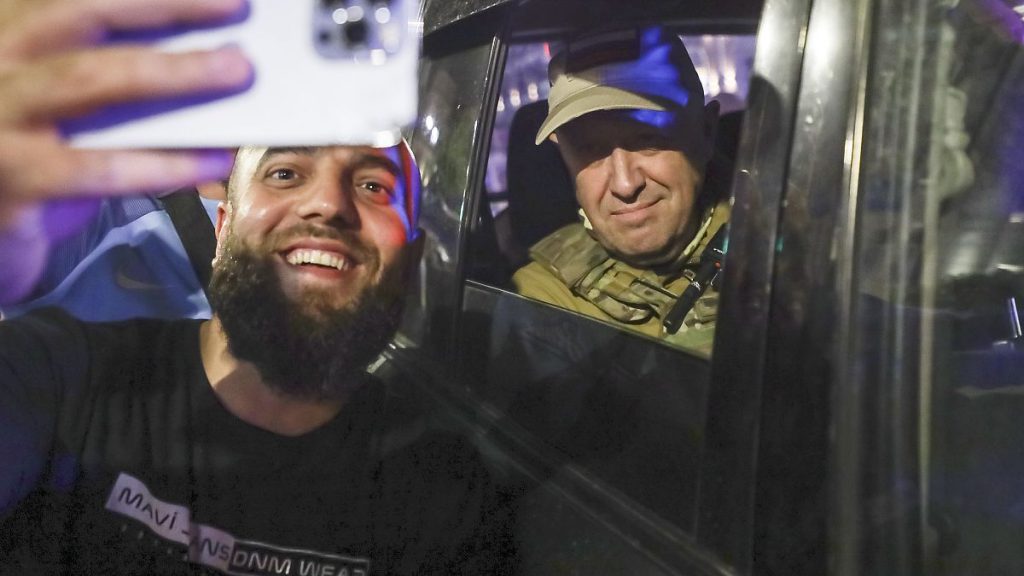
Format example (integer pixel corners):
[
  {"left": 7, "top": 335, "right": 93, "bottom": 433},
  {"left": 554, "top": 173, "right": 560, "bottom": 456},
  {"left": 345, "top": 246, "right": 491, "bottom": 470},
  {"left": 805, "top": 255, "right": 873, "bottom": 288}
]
[{"left": 512, "top": 261, "right": 583, "bottom": 313}]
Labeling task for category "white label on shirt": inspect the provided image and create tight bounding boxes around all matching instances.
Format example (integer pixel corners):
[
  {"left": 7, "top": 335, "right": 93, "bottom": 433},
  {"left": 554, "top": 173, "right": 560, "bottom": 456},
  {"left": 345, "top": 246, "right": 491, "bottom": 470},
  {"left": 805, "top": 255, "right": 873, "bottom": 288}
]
[{"left": 106, "top": 472, "right": 371, "bottom": 576}]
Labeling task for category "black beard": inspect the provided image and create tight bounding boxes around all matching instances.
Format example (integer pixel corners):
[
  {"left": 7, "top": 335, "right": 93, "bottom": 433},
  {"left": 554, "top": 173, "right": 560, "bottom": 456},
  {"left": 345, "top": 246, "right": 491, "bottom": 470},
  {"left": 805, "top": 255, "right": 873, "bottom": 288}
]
[{"left": 207, "top": 233, "right": 405, "bottom": 401}]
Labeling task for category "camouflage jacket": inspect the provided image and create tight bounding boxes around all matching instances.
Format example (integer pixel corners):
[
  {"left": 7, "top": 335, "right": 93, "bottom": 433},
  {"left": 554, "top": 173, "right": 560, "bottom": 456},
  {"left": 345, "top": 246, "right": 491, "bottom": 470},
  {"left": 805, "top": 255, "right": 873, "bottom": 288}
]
[{"left": 512, "top": 200, "right": 730, "bottom": 358}]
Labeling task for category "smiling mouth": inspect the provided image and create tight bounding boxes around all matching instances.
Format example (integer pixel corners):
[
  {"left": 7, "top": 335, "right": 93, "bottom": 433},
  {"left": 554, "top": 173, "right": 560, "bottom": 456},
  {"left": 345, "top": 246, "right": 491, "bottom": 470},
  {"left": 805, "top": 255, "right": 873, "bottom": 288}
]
[
  {"left": 284, "top": 249, "right": 355, "bottom": 271},
  {"left": 611, "top": 199, "right": 661, "bottom": 216}
]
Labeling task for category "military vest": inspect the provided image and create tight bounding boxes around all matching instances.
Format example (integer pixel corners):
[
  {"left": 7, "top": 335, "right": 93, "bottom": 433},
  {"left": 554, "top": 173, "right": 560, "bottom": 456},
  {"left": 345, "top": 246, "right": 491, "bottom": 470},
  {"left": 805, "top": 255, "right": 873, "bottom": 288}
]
[{"left": 529, "top": 200, "right": 730, "bottom": 336}]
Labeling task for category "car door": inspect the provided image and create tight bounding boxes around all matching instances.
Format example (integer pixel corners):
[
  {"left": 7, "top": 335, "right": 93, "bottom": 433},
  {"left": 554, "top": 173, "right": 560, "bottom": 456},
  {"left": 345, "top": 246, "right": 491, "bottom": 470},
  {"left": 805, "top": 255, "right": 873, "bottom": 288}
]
[
  {"left": 386, "top": 0, "right": 809, "bottom": 574},
  {"left": 386, "top": 0, "right": 1024, "bottom": 574},
  {"left": 792, "top": 0, "right": 1024, "bottom": 574}
]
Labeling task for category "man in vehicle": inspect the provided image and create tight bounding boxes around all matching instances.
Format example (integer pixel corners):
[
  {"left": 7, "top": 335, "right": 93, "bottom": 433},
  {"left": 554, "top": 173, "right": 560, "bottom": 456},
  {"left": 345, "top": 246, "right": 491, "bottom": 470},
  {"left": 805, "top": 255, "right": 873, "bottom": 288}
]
[
  {"left": 513, "top": 26, "right": 729, "bottom": 357},
  {"left": 0, "top": 1, "right": 512, "bottom": 574}
]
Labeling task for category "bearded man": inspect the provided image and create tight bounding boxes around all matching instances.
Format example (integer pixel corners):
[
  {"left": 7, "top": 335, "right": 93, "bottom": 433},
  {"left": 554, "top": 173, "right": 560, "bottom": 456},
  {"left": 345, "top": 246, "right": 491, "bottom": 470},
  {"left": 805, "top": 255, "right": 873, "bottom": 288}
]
[{"left": 0, "top": 144, "right": 514, "bottom": 575}]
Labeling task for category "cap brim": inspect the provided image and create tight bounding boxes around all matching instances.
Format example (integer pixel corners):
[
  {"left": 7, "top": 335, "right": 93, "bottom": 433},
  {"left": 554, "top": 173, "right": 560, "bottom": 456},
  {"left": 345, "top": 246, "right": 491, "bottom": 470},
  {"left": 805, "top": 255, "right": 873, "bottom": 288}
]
[{"left": 534, "top": 86, "right": 669, "bottom": 145}]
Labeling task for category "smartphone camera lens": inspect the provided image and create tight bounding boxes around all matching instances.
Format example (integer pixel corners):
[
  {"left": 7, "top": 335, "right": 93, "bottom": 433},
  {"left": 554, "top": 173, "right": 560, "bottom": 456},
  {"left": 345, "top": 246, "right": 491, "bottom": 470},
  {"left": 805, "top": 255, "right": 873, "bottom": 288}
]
[
  {"left": 343, "top": 19, "right": 369, "bottom": 46},
  {"left": 316, "top": 0, "right": 405, "bottom": 60}
]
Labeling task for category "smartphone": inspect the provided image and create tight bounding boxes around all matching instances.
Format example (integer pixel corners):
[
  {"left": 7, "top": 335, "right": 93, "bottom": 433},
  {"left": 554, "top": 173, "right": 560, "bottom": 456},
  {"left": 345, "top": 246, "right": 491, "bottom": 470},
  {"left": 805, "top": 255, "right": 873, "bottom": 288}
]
[{"left": 65, "top": 0, "right": 420, "bottom": 149}]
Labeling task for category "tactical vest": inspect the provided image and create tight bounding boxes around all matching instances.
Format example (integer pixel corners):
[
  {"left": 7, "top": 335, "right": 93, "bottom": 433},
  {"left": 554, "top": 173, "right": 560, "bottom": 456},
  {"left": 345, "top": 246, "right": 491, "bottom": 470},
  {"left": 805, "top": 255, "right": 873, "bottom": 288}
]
[{"left": 529, "top": 200, "right": 730, "bottom": 335}]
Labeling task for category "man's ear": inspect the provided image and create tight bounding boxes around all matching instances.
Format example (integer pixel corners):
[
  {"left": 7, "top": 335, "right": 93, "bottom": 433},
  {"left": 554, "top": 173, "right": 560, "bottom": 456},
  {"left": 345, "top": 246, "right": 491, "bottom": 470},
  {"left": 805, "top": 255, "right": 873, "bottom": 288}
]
[
  {"left": 702, "top": 100, "right": 721, "bottom": 163},
  {"left": 212, "top": 202, "right": 231, "bottom": 266},
  {"left": 548, "top": 132, "right": 559, "bottom": 145}
]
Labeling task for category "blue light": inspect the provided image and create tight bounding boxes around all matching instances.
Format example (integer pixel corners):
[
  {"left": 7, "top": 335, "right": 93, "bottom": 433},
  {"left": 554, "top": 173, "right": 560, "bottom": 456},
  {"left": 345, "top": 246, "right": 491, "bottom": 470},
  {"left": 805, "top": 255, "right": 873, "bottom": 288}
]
[
  {"left": 626, "top": 109, "right": 676, "bottom": 129},
  {"left": 589, "top": 26, "right": 694, "bottom": 109}
]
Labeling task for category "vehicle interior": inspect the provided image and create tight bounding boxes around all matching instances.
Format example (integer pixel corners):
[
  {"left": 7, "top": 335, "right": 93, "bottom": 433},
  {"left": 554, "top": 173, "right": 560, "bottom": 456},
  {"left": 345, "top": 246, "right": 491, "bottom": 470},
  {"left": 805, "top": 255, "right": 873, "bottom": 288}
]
[
  {"left": 468, "top": 12, "right": 754, "bottom": 288},
  {"left": 396, "top": 0, "right": 1024, "bottom": 574},
  {"left": 387, "top": 0, "right": 767, "bottom": 574},
  {"left": 857, "top": 1, "right": 1024, "bottom": 573}
]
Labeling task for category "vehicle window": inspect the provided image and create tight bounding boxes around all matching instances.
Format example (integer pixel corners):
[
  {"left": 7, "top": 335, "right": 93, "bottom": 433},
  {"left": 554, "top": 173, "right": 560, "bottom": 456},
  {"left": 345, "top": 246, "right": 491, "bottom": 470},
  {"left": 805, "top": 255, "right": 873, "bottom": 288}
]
[
  {"left": 399, "top": 33, "right": 496, "bottom": 351},
  {"left": 849, "top": 0, "right": 1024, "bottom": 571},
  {"left": 467, "top": 34, "right": 755, "bottom": 359},
  {"left": 453, "top": 27, "right": 760, "bottom": 560},
  {"left": 484, "top": 36, "right": 755, "bottom": 218},
  {"left": 461, "top": 282, "right": 711, "bottom": 518}
]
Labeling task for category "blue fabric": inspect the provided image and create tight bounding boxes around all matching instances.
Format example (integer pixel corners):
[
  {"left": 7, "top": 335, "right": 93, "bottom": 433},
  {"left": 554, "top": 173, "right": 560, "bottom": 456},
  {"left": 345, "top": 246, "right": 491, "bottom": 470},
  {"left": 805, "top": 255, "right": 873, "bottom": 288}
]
[{"left": 1, "top": 197, "right": 213, "bottom": 321}]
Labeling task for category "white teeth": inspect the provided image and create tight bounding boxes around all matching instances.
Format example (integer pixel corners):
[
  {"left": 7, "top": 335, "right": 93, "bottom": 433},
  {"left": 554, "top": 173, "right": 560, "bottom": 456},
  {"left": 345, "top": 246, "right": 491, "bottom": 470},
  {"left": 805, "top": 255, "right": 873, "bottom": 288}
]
[{"left": 285, "top": 249, "right": 351, "bottom": 271}]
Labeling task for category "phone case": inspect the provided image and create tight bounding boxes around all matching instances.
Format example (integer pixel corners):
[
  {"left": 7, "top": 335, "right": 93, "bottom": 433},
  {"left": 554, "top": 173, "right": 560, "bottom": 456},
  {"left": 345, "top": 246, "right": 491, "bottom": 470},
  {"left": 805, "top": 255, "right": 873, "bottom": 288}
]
[{"left": 66, "top": 0, "right": 420, "bottom": 148}]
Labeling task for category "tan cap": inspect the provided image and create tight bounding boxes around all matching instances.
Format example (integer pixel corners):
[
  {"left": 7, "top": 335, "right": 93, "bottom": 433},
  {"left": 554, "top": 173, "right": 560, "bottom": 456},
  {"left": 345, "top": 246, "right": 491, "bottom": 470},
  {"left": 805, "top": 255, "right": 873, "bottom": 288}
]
[{"left": 536, "top": 27, "right": 705, "bottom": 145}]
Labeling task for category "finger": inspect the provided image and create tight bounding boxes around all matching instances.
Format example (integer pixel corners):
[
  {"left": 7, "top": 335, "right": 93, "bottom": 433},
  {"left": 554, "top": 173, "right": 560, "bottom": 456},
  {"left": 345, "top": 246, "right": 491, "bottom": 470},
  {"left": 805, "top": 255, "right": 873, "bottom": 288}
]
[
  {"left": 0, "top": 132, "right": 235, "bottom": 202},
  {"left": 0, "top": 45, "right": 251, "bottom": 125},
  {"left": 83, "top": 0, "right": 248, "bottom": 32},
  {"left": 0, "top": 0, "right": 248, "bottom": 58}
]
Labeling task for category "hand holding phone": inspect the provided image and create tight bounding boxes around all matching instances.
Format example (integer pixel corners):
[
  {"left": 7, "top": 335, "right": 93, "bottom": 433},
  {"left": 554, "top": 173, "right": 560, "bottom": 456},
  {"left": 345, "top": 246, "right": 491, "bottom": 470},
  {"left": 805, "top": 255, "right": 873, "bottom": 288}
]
[
  {"left": 66, "top": 0, "right": 422, "bottom": 149},
  {"left": 0, "top": 0, "right": 250, "bottom": 304}
]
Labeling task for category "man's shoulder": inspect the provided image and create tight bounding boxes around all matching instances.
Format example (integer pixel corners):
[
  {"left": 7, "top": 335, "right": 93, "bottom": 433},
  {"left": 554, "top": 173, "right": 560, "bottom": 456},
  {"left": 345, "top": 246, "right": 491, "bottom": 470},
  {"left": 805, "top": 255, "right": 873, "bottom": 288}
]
[
  {"left": 4, "top": 305, "right": 194, "bottom": 327},
  {"left": 512, "top": 222, "right": 605, "bottom": 308},
  {"left": 1, "top": 305, "right": 79, "bottom": 331},
  {"left": 512, "top": 259, "right": 584, "bottom": 313},
  {"left": 526, "top": 223, "right": 608, "bottom": 283},
  {"left": 0, "top": 309, "right": 199, "bottom": 416},
  {"left": 1, "top": 307, "right": 196, "bottom": 363},
  {"left": 512, "top": 259, "right": 559, "bottom": 286}
]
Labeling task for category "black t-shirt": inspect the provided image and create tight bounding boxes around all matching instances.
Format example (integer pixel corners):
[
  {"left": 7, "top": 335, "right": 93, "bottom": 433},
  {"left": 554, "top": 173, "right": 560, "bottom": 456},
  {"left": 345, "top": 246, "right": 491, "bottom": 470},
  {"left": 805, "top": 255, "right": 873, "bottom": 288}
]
[{"left": 0, "top": 309, "right": 513, "bottom": 575}]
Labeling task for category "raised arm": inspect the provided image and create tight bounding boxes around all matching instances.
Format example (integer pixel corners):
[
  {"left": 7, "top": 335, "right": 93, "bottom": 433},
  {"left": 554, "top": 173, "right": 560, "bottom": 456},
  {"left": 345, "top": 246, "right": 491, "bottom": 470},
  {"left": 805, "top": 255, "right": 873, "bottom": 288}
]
[{"left": 0, "top": 0, "right": 252, "bottom": 304}]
